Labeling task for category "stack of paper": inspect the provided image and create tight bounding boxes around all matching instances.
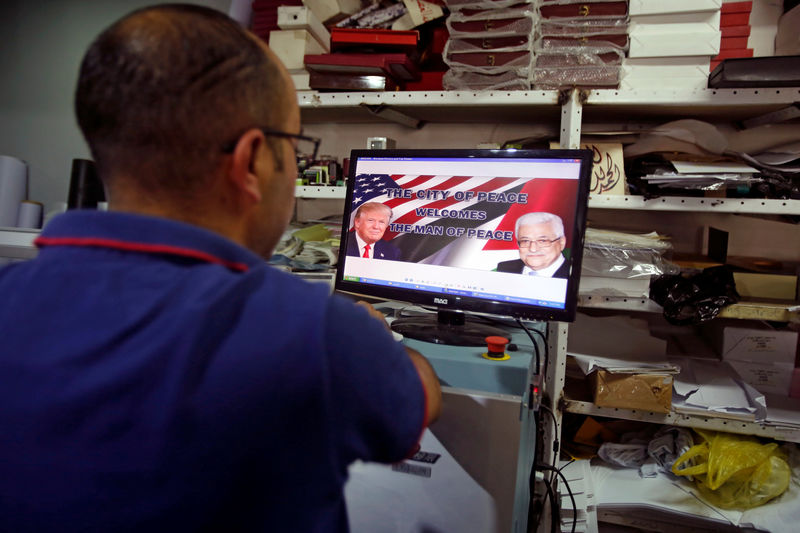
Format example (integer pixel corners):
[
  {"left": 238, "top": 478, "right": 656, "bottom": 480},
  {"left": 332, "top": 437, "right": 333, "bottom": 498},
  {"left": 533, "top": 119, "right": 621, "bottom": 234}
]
[
  {"left": 640, "top": 159, "right": 759, "bottom": 191},
  {"left": 763, "top": 394, "right": 800, "bottom": 431},
  {"left": 558, "top": 460, "right": 598, "bottom": 533}
]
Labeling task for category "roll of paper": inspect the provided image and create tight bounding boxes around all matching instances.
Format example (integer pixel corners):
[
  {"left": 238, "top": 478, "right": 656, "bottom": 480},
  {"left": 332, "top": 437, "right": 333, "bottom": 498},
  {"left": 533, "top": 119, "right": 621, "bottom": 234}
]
[
  {"left": 0, "top": 155, "right": 28, "bottom": 228},
  {"left": 16, "top": 200, "right": 43, "bottom": 229}
]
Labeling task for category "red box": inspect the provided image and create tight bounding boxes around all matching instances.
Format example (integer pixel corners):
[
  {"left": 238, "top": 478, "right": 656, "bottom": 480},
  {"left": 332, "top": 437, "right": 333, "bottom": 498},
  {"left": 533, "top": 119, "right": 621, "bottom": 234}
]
[
  {"left": 720, "top": 12, "right": 751, "bottom": 27},
  {"left": 404, "top": 70, "right": 445, "bottom": 91},
  {"left": 721, "top": 36, "right": 749, "bottom": 49},
  {"left": 721, "top": 24, "right": 751, "bottom": 38},
  {"left": 713, "top": 48, "right": 754, "bottom": 60},
  {"left": 539, "top": 0, "right": 628, "bottom": 18},
  {"left": 330, "top": 28, "right": 419, "bottom": 53},
  {"left": 304, "top": 53, "right": 421, "bottom": 81},
  {"left": 721, "top": 1, "right": 752, "bottom": 14}
]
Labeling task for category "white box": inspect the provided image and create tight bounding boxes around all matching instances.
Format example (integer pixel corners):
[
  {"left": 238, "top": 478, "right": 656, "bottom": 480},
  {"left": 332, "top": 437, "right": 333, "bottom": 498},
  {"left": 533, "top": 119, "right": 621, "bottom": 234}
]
[
  {"left": 716, "top": 325, "right": 799, "bottom": 365},
  {"left": 630, "top": 10, "right": 720, "bottom": 32},
  {"left": 301, "top": 0, "right": 362, "bottom": 24},
  {"left": 268, "top": 30, "right": 328, "bottom": 71},
  {"left": 629, "top": 30, "right": 721, "bottom": 58},
  {"left": 729, "top": 360, "right": 794, "bottom": 396},
  {"left": 278, "top": 6, "right": 330, "bottom": 50},
  {"left": 290, "top": 69, "right": 311, "bottom": 91},
  {"left": 621, "top": 56, "right": 711, "bottom": 89},
  {"left": 629, "top": 0, "right": 721, "bottom": 16}
]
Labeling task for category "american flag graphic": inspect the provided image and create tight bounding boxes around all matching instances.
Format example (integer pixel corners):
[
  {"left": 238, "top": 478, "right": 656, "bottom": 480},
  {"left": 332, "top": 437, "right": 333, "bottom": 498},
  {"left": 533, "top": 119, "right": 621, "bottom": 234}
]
[{"left": 349, "top": 173, "right": 579, "bottom": 269}]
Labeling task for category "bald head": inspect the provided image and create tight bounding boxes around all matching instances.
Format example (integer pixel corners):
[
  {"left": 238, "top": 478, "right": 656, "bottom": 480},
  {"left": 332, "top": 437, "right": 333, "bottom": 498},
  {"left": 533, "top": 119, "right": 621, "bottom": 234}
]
[{"left": 75, "top": 4, "right": 293, "bottom": 200}]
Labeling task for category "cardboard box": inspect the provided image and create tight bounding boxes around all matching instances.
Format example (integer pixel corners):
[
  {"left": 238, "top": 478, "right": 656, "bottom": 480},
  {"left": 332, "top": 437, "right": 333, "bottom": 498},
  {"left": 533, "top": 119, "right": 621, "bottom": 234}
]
[
  {"left": 268, "top": 29, "right": 328, "bottom": 70},
  {"left": 591, "top": 370, "right": 673, "bottom": 413},
  {"left": 732, "top": 271, "right": 798, "bottom": 300},
  {"left": 707, "top": 322, "right": 799, "bottom": 365},
  {"left": 728, "top": 360, "right": 794, "bottom": 396}
]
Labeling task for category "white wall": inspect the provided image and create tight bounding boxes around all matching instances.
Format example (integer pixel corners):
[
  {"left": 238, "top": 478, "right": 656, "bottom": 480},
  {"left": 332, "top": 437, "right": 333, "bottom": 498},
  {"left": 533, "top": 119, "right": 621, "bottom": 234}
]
[{"left": 0, "top": 0, "right": 231, "bottom": 213}]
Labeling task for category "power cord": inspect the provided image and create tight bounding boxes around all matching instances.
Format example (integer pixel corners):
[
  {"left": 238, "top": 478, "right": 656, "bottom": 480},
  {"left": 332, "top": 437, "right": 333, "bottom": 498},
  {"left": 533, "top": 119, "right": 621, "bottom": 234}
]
[{"left": 536, "top": 463, "right": 577, "bottom": 533}]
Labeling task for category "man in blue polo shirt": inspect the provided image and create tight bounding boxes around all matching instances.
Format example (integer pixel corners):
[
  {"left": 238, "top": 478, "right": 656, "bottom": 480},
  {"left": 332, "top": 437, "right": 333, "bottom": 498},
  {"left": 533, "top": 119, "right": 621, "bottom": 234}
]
[{"left": 0, "top": 5, "right": 440, "bottom": 532}]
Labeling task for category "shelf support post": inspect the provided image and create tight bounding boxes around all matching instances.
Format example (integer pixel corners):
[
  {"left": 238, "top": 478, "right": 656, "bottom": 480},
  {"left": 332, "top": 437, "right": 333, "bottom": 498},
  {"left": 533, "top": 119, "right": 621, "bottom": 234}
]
[{"left": 559, "top": 89, "right": 583, "bottom": 149}]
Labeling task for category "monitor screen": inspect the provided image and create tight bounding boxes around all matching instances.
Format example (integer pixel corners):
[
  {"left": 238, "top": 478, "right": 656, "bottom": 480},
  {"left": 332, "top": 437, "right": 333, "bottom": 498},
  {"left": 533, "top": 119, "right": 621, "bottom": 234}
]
[{"left": 334, "top": 148, "right": 593, "bottom": 345}]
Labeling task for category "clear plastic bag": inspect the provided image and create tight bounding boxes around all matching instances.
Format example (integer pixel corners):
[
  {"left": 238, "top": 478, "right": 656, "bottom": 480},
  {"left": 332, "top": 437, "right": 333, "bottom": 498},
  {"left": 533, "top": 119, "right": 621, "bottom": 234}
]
[{"left": 671, "top": 429, "right": 792, "bottom": 510}]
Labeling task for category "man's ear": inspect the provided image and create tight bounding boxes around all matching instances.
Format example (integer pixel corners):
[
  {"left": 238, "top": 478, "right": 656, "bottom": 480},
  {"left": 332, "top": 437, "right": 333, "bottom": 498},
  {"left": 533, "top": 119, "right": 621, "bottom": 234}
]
[{"left": 228, "top": 128, "right": 272, "bottom": 203}]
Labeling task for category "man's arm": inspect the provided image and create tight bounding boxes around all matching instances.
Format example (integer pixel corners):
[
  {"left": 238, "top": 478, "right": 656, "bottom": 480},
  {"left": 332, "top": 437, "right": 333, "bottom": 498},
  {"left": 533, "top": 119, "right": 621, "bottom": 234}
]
[
  {"left": 356, "top": 301, "right": 441, "bottom": 424},
  {"left": 405, "top": 345, "right": 442, "bottom": 425}
]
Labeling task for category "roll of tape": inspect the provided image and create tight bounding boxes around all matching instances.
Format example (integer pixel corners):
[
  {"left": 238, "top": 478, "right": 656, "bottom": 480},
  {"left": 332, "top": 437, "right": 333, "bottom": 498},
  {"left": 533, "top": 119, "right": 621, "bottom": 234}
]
[{"left": 16, "top": 200, "right": 43, "bottom": 229}]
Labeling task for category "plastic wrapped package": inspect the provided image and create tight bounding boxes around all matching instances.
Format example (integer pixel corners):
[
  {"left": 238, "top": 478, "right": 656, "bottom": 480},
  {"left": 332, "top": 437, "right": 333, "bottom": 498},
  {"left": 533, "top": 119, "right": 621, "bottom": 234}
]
[
  {"left": 540, "top": 18, "right": 630, "bottom": 51},
  {"left": 534, "top": 46, "right": 624, "bottom": 67},
  {"left": 538, "top": 0, "right": 629, "bottom": 19},
  {"left": 443, "top": 68, "right": 531, "bottom": 90},
  {"left": 442, "top": 0, "right": 530, "bottom": 12},
  {"left": 532, "top": 45, "right": 623, "bottom": 89},
  {"left": 446, "top": 4, "right": 536, "bottom": 38},
  {"left": 539, "top": 16, "right": 628, "bottom": 34},
  {"left": 445, "top": 34, "right": 534, "bottom": 54},
  {"left": 445, "top": 48, "right": 535, "bottom": 72},
  {"left": 581, "top": 228, "right": 677, "bottom": 279}
]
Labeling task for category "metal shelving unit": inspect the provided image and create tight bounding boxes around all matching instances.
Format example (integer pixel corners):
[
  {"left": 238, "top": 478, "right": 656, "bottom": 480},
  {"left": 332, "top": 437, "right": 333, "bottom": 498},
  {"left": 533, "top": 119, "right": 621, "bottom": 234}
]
[
  {"left": 296, "top": 85, "right": 800, "bottom": 531},
  {"left": 578, "top": 295, "right": 800, "bottom": 322},
  {"left": 561, "top": 398, "right": 800, "bottom": 444},
  {"left": 299, "top": 87, "right": 800, "bottom": 124},
  {"left": 588, "top": 194, "right": 800, "bottom": 214}
]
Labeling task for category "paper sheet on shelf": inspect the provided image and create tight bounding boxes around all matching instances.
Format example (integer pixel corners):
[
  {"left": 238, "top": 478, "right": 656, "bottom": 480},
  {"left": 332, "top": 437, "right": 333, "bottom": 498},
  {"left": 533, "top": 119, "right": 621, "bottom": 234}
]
[
  {"left": 568, "top": 314, "right": 676, "bottom": 374},
  {"left": 344, "top": 428, "right": 497, "bottom": 533},
  {"left": 763, "top": 394, "right": 800, "bottom": 429},
  {"left": 671, "top": 357, "right": 766, "bottom": 421}
]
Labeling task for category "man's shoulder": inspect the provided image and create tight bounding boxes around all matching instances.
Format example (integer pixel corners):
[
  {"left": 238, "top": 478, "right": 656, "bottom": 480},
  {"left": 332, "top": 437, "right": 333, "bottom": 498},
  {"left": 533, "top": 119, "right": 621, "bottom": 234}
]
[{"left": 496, "top": 259, "right": 523, "bottom": 273}]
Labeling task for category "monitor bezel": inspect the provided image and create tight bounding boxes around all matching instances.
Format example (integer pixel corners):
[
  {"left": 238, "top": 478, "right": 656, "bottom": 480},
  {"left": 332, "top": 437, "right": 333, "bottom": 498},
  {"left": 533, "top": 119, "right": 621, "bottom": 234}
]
[{"left": 334, "top": 148, "right": 593, "bottom": 323}]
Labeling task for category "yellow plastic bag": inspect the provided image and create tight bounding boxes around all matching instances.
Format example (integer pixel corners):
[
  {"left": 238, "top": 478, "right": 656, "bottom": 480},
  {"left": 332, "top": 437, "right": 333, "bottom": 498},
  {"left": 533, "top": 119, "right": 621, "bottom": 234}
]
[{"left": 671, "top": 429, "right": 791, "bottom": 510}]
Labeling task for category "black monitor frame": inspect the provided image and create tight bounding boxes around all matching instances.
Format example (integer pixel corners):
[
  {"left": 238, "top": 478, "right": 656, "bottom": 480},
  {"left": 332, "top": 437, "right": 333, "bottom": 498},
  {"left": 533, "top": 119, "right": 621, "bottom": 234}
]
[{"left": 334, "top": 148, "right": 593, "bottom": 325}]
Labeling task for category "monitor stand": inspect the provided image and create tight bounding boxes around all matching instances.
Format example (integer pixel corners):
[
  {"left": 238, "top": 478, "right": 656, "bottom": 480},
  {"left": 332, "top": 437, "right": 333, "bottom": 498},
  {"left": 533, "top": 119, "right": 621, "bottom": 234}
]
[{"left": 390, "top": 309, "right": 509, "bottom": 347}]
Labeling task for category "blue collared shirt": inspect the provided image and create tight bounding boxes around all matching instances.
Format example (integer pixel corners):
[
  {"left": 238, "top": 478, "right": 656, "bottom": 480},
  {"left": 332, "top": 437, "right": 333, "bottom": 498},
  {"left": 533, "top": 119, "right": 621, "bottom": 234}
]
[{"left": 0, "top": 210, "right": 425, "bottom": 532}]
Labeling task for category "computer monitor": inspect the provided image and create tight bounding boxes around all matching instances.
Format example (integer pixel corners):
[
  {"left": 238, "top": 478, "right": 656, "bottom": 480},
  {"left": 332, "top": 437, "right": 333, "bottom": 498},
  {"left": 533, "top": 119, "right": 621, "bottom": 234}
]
[{"left": 334, "top": 148, "right": 593, "bottom": 346}]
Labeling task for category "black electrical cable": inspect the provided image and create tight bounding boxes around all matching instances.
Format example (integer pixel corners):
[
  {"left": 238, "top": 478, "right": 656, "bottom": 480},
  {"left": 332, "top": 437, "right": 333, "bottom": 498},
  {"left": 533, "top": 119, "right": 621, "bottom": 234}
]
[
  {"left": 540, "top": 404, "right": 560, "bottom": 474},
  {"left": 536, "top": 464, "right": 559, "bottom": 533},
  {"left": 537, "top": 463, "right": 577, "bottom": 533},
  {"left": 515, "top": 318, "right": 542, "bottom": 375}
]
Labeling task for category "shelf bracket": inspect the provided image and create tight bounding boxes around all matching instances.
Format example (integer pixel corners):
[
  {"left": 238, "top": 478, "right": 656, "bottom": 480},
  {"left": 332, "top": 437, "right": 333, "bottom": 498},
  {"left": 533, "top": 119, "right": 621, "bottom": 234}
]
[{"left": 360, "top": 103, "right": 425, "bottom": 129}]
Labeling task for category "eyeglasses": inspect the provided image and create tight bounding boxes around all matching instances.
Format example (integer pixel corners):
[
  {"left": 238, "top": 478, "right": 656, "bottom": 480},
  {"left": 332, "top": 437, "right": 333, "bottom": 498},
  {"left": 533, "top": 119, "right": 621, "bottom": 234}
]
[
  {"left": 222, "top": 128, "right": 320, "bottom": 161},
  {"left": 517, "top": 237, "right": 562, "bottom": 249}
]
